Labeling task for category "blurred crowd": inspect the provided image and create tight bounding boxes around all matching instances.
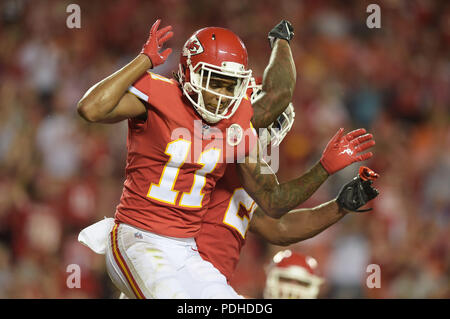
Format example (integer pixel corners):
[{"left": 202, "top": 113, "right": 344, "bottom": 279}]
[{"left": 0, "top": 0, "right": 448, "bottom": 298}]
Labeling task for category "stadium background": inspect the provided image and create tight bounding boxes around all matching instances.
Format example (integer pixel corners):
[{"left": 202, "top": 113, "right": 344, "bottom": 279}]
[{"left": 0, "top": 0, "right": 448, "bottom": 298}]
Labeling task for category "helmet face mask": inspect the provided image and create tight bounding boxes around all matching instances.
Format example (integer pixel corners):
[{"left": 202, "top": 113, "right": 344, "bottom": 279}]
[
  {"left": 178, "top": 28, "right": 252, "bottom": 123},
  {"left": 264, "top": 250, "right": 324, "bottom": 299},
  {"left": 266, "top": 104, "right": 295, "bottom": 146},
  {"left": 248, "top": 77, "right": 295, "bottom": 146},
  {"left": 264, "top": 267, "right": 323, "bottom": 299}
]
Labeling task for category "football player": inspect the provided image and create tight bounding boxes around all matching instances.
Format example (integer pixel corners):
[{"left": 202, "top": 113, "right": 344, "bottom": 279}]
[
  {"left": 264, "top": 250, "right": 324, "bottom": 299},
  {"left": 77, "top": 19, "right": 375, "bottom": 299},
  {"left": 196, "top": 80, "right": 381, "bottom": 287}
]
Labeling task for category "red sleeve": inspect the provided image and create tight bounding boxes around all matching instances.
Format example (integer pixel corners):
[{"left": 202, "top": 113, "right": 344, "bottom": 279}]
[
  {"left": 128, "top": 72, "right": 178, "bottom": 108},
  {"left": 128, "top": 72, "right": 152, "bottom": 103},
  {"left": 127, "top": 72, "right": 178, "bottom": 130},
  {"left": 126, "top": 73, "right": 152, "bottom": 130}
]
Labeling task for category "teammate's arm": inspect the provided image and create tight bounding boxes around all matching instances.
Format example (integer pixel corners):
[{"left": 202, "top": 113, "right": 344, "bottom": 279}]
[
  {"left": 251, "top": 20, "right": 296, "bottom": 130},
  {"left": 249, "top": 200, "right": 346, "bottom": 246},
  {"left": 238, "top": 149, "right": 329, "bottom": 220},
  {"left": 237, "top": 128, "right": 375, "bottom": 219},
  {"left": 249, "top": 168, "right": 380, "bottom": 245},
  {"left": 77, "top": 19, "right": 173, "bottom": 123}
]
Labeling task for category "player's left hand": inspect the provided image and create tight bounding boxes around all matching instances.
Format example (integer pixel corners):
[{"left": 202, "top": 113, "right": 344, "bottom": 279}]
[
  {"left": 268, "top": 20, "right": 294, "bottom": 48},
  {"left": 141, "top": 19, "right": 173, "bottom": 67},
  {"left": 336, "top": 166, "right": 380, "bottom": 212},
  {"left": 320, "top": 128, "right": 375, "bottom": 175}
]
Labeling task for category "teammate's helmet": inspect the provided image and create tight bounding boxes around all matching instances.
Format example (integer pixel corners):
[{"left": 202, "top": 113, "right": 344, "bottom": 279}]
[
  {"left": 264, "top": 250, "right": 324, "bottom": 299},
  {"left": 178, "top": 27, "right": 252, "bottom": 123},
  {"left": 247, "top": 77, "right": 295, "bottom": 147}
]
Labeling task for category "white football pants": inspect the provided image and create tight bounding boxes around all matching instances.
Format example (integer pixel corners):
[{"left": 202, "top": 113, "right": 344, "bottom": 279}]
[{"left": 79, "top": 218, "right": 241, "bottom": 299}]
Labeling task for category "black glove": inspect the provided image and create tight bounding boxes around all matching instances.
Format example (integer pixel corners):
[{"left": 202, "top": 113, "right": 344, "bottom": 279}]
[
  {"left": 268, "top": 20, "right": 294, "bottom": 48},
  {"left": 336, "top": 167, "right": 379, "bottom": 212}
]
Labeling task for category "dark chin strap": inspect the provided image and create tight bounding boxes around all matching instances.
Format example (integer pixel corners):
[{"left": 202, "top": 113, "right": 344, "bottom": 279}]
[{"left": 355, "top": 207, "right": 373, "bottom": 213}]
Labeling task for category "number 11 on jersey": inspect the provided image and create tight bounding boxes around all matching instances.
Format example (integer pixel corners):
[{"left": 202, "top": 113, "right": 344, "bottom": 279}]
[{"left": 147, "top": 139, "right": 221, "bottom": 208}]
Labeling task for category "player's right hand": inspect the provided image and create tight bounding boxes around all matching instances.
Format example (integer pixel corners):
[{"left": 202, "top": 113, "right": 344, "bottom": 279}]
[{"left": 141, "top": 19, "right": 173, "bottom": 67}]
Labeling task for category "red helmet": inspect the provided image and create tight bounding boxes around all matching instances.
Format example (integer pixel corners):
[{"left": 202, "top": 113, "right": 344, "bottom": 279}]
[
  {"left": 264, "top": 250, "right": 324, "bottom": 299},
  {"left": 247, "top": 77, "right": 295, "bottom": 147},
  {"left": 177, "top": 27, "right": 252, "bottom": 123}
]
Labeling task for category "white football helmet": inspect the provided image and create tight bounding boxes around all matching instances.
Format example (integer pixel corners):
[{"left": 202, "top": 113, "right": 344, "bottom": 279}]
[
  {"left": 247, "top": 77, "right": 295, "bottom": 146},
  {"left": 264, "top": 250, "right": 324, "bottom": 299}
]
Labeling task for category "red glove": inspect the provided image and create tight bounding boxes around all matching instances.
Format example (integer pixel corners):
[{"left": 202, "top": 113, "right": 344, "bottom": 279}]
[
  {"left": 141, "top": 19, "right": 173, "bottom": 67},
  {"left": 320, "top": 128, "right": 375, "bottom": 175}
]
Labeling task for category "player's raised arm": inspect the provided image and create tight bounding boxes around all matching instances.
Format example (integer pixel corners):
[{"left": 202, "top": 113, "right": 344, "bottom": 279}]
[
  {"left": 237, "top": 128, "right": 376, "bottom": 219},
  {"left": 77, "top": 19, "right": 173, "bottom": 123},
  {"left": 249, "top": 167, "right": 380, "bottom": 245},
  {"left": 251, "top": 20, "right": 296, "bottom": 130}
]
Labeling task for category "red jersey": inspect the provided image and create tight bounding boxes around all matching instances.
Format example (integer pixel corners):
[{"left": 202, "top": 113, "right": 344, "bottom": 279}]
[
  {"left": 115, "top": 71, "right": 257, "bottom": 238},
  {"left": 196, "top": 163, "right": 256, "bottom": 282}
]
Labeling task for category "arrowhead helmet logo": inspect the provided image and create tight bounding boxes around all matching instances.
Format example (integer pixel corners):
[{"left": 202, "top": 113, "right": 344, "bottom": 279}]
[{"left": 184, "top": 36, "right": 204, "bottom": 56}]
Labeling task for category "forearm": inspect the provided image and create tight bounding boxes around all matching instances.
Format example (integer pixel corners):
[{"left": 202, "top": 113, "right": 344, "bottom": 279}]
[
  {"left": 240, "top": 159, "right": 329, "bottom": 218},
  {"left": 251, "top": 199, "right": 348, "bottom": 246},
  {"left": 251, "top": 39, "right": 296, "bottom": 129},
  {"left": 269, "top": 162, "right": 329, "bottom": 217},
  {"left": 77, "top": 54, "right": 151, "bottom": 122}
]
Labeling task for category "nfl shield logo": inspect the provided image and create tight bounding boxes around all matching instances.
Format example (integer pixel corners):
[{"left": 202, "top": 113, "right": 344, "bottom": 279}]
[
  {"left": 227, "top": 124, "right": 243, "bottom": 146},
  {"left": 202, "top": 123, "right": 210, "bottom": 137}
]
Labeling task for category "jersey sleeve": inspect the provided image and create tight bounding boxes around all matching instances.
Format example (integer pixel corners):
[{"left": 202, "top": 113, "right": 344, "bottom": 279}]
[
  {"left": 126, "top": 73, "right": 152, "bottom": 130},
  {"left": 128, "top": 72, "right": 152, "bottom": 103},
  {"left": 127, "top": 72, "right": 179, "bottom": 130},
  {"left": 128, "top": 72, "right": 178, "bottom": 108}
]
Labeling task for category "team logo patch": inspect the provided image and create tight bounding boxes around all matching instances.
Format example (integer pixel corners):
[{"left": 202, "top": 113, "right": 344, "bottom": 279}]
[
  {"left": 184, "top": 36, "right": 204, "bottom": 56},
  {"left": 227, "top": 124, "right": 243, "bottom": 146}
]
